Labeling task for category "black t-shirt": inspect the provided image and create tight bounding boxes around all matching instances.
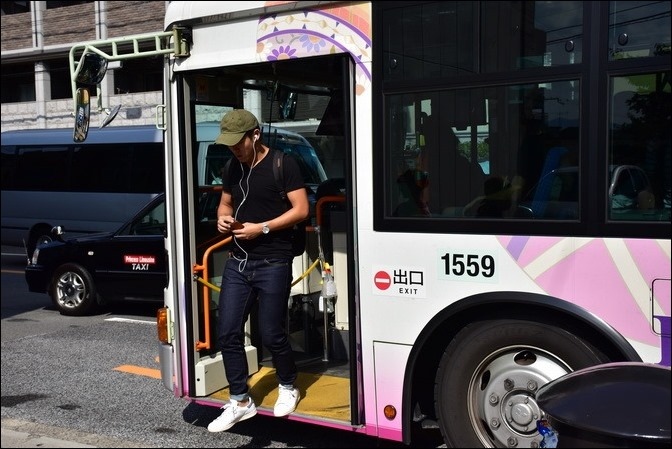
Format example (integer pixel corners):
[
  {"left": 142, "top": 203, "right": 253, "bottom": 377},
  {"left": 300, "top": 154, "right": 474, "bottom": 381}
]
[{"left": 223, "top": 149, "right": 304, "bottom": 259}]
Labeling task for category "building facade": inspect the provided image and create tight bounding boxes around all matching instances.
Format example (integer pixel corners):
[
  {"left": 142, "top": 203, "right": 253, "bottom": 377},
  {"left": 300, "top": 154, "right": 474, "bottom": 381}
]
[{"left": 1, "top": 1, "right": 167, "bottom": 131}]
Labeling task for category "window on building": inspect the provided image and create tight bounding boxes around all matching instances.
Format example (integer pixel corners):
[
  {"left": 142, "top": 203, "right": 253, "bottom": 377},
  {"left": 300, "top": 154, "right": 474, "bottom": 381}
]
[
  {"left": 46, "top": 1, "right": 92, "bottom": 10},
  {"left": 113, "top": 56, "right": 164, "bottom": 94},
  {"left": 1, "top": 1, "right": 30, "bottom": 15},
  {"left": 49, "top": 59, "right": 72, "bottom": 100},
  {"left": 1, "top": 63, "right": 36, "bottom": 103}
]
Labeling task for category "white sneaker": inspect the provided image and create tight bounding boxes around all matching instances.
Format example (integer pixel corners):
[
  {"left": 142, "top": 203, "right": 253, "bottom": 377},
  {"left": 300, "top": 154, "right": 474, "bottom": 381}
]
[
  {"left": 207, "top": 398, "right": 257, "bottom": 432},
  {"left": 274, "top": 385, "right": 299, "bottom": 417}
]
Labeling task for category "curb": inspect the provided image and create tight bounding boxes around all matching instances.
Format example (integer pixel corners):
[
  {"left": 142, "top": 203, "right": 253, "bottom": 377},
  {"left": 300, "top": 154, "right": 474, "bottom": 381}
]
[
  {"left": 1, "top": 426, "right": 96, "bottom": 448},
  {"left": 1, "top": 418, "right": 152, "bottom": 448}
]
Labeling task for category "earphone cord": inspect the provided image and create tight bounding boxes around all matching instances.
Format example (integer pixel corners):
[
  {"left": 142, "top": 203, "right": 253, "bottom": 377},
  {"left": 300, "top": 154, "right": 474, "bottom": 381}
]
[{"left": 233, "top": 145, "right": 257, "bottom": 272}]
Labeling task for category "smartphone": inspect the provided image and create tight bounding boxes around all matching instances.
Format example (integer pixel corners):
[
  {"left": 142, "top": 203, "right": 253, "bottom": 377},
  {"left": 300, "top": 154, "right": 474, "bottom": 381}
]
[{"left": 230, "top": 221, "right": 243, "bottom": 230}]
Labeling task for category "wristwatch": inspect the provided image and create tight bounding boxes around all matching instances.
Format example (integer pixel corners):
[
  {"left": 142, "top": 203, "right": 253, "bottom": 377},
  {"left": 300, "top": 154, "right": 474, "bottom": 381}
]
[{"left": 261, "top": 222, "right": 270, "bottom": 234}]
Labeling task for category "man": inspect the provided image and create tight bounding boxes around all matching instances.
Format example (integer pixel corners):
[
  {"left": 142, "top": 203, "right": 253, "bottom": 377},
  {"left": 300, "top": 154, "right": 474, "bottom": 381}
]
[{"left": 208, "top": 109, "right": 309, "bottom": 432}]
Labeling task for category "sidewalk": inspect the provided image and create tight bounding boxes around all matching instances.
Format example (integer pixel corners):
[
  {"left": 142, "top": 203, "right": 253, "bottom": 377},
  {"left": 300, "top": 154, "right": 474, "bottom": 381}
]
[
  {"left": 1, "top": 418, "right": 150, "bottom": 448},
  {"left": 2, "top": 419, "right": 96, "bottom": 448},
  {"left": 1, "top": 427, "right": 95, "bottom": 448}
]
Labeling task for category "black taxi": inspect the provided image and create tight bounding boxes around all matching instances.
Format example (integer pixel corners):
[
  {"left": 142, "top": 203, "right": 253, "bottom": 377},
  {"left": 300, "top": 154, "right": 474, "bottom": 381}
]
[{"left": 25, "top": 187, "right": 225, "bottom": 316}]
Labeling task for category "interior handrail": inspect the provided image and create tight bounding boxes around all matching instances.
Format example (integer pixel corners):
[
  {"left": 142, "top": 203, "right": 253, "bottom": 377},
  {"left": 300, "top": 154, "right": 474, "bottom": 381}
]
[
  {"left": 194, "top": 235, "right": 232, "bottom": 351},
  {"left": 316, "top": 195, "right": 346, "bottom": 227},
  {"left": 194, "top": 194, "right": 346, "bottom": 352}
]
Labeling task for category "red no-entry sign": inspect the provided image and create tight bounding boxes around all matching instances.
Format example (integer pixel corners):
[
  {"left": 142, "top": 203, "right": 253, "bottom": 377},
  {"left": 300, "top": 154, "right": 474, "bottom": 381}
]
[{"left": 374, "top": 270, "right": 391, "bottom": 290}]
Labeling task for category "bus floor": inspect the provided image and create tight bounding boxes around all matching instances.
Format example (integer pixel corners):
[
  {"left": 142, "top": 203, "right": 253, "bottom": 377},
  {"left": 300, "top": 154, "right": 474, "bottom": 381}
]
[{"left": 209, "top": 356, "right": 352, "bottom": 422}]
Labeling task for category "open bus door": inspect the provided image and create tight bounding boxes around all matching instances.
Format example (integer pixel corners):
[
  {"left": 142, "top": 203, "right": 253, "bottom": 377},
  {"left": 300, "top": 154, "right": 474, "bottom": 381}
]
[{"left": 180, "top": 54, "right": 358, "bottom": 426}]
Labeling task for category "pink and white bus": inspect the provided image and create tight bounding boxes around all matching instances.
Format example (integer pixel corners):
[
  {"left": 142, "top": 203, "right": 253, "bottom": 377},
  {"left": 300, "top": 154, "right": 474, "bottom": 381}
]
[{"left": 68, "top": 1, "right": 670, "bottom": 446}]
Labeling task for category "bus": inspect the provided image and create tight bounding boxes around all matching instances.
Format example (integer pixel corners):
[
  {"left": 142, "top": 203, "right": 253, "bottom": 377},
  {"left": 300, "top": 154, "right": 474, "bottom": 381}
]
[
  {"left": 67, "top": 1, "right": 670, "bottom": 447},
  {"left": 1, "top": 125, "right": 164, "bottom": 256}
]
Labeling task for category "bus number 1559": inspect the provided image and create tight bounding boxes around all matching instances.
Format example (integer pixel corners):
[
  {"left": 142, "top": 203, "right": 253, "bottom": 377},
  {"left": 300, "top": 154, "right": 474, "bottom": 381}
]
[{"left": 441, "top": 252, "right": 496, "bottom": 279}]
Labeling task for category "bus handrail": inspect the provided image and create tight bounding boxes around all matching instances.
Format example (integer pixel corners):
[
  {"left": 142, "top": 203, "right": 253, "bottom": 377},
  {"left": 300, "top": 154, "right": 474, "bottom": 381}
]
[
  {"left": 194, "top": 235, "right": 232, "bottom": 351},
  {"left": 316, "top": 195, "right": 346, "bottom": 227},
  {"left": 68, "top": 28, "right": 189, "bottom": 117},
  {"left": 193, "top": 194, "right": 346, "bottom": 352}
]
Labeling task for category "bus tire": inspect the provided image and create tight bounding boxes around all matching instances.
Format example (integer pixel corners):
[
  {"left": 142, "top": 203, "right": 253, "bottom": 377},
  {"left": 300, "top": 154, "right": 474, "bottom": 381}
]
[
  {"left": 50, "top": 263, "right": 99, "bottom": 316},
  {"left": 434, "top": 319, "right": 608, "bottom": 448}
]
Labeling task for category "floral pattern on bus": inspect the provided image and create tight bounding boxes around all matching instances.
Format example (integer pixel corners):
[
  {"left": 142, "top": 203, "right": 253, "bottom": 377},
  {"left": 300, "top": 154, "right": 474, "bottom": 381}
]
[
  {"left": 256, "top": 3, "right": 372, "bottom": 94},
  {"left": 499, "top": 235, "right": 671, "bottom": 364}
]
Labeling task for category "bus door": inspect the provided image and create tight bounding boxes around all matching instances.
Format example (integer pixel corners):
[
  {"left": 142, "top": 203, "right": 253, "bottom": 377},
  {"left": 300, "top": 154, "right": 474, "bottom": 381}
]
[{"left": 182, "top": 54, "right": 358, "bottom": 425}]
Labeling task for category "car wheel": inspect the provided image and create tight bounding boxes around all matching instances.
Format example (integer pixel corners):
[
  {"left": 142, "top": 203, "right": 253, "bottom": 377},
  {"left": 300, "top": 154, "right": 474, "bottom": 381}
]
[
  {"left": 50, "top": 263, "right": 99, "bottom": 316},
  {"left": 434, "top": 319, "right": 609, "bottom": 448}
]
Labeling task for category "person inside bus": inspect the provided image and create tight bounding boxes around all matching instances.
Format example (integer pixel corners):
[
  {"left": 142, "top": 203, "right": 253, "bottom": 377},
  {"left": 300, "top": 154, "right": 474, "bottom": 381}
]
[
  {"left": 394, "top": 167, "right": 431, "bottom": 216},
  {"left": 207, "top": 109, "right": 309, "bottom": 433},
  {"left": 422, "top": 113, "right": 485, "bottom": 212},
  {"left": 463, "top": 175, "right": 508, "bottom": 217}
]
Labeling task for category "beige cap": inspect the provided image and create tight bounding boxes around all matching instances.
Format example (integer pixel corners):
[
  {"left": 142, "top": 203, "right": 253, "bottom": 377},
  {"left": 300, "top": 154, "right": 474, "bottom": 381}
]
[{"left": 215, "top": 109, "right": 260, "bottom": 146}]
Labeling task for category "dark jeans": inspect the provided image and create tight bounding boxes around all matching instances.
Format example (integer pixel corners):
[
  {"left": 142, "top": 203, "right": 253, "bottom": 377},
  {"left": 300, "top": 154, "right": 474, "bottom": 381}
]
[{"left": 217, "top": 256, "right": 297, "bottom": 401}]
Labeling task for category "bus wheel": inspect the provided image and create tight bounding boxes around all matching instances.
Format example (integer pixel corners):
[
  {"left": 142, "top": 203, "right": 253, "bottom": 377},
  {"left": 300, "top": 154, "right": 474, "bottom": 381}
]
[
  {"left": 50, "top": 263, "right": 99, "bottom": 316},
  {"left": 434, "top": 319, "right": 608, "bottom": 448}
]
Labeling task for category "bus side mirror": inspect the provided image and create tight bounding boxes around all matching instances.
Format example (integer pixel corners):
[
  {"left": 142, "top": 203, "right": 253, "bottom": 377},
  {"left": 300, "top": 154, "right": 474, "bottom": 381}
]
[
  {"left": 72, "top": 53, "right": 108, "bottom": 142},
  {"left": 73, "top": 87, "right": 91, "bottom": 142},
  {"left": 75, "top": 53, "right": 108, "bottom": 85},
  {"left": 101, "top": 104, "right": 121, "bottom": 128}
]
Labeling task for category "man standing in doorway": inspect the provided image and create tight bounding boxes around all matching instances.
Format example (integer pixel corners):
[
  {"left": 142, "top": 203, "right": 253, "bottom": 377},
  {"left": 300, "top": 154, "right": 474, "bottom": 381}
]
[{"left": 208, "top": 109, "right": 309, "bottom": 432}]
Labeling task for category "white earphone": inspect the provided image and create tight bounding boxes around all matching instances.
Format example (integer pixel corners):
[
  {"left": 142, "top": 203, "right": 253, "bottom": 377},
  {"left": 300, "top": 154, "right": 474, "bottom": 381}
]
[{"left": 235, "top": 131, "right": 263, "bottom": 271}]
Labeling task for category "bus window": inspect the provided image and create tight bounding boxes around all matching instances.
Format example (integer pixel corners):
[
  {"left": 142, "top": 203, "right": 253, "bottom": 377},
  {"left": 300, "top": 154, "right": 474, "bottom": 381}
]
[
  {"left": 386, "top": 81, "right": 582, "bottom": 220},
  {"left": 609, "top": 73, "right": 671, "bottom": 221}
]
